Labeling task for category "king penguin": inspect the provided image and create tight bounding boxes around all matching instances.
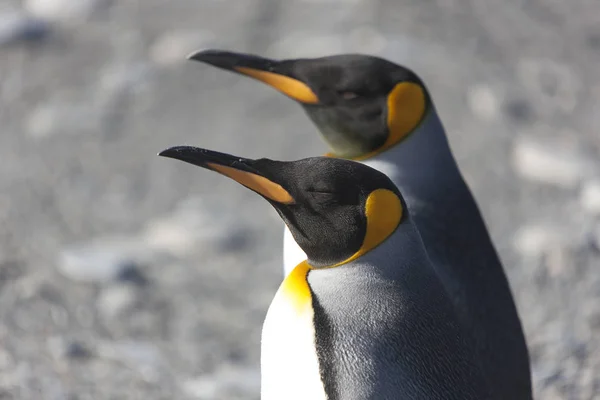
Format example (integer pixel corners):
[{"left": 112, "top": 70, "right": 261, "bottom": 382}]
[
  {"left": 186, "top": 50, "right": 532, "bottom": 399},
  {"left": 159, "top": 145, "right": 495, "bottom": 400}
]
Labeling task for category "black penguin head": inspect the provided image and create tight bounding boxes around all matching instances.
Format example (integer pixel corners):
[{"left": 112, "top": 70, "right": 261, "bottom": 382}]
[
  {"left": 189, "top": 50, "right": 430, "bottom": 159},
  {"left": 159, "top": 146, "right": 405, "bottom": 268}
]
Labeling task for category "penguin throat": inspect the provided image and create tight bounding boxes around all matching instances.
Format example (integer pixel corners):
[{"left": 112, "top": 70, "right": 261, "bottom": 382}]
[
  {"left": 324, "top": 110, "right": 430, "bottom": 162},
  {"left": 307, "top": 189, "right": 403, "bottom": 269}
]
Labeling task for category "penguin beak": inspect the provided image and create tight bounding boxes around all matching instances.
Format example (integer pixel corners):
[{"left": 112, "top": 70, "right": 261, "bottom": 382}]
[
  {"left": 158, "top": 146, "right": 295, "bottom": 204},
  {"left": 187, "top": 49, "right": 319, "bottom": 104}
]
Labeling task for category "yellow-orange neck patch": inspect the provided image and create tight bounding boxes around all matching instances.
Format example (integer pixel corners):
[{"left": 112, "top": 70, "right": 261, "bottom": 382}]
[
  {"left": 279, "top": 260, "right": 313, "bottom": 314},
  {"left": 207, "top": 163, "right": 295, "bottom": 204},
  {"left": 235, "top": 67, "right": 319, "bottom": 104}
]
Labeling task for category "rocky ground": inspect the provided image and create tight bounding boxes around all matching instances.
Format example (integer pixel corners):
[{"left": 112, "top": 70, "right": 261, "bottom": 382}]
[{"left": 0, "top": 0, "right": 599, "bottom": 398}]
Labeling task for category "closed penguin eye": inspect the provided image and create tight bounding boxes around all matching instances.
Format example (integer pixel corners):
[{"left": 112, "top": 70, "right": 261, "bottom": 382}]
[
  {"left": 339, "top": 91, "right": 359, "bottom": 100},
  {"left": 308, "top": 189, "right": 359, "bottom": 207},
  {"left": 307, "top": 189, "right": 335, "bottom": 196}
]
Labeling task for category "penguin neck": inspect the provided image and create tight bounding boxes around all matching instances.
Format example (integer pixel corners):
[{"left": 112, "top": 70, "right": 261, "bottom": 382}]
[
  {"left": 310, "top": 216, "right": 427, "bottom": 282},
  {"left": 367, "top": 107, "right": 460, "bottom": 182}
]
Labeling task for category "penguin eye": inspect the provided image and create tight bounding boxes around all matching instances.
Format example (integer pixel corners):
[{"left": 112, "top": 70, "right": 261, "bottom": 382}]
[
  {"left": 307, "top": 190, "right": 337, "bottom": 206},
  {"left": 308, "top": 190, "right": 334, "bottom": 196},
  {"left": 339, "top": 91, "right": 359, "bottom": 100}
]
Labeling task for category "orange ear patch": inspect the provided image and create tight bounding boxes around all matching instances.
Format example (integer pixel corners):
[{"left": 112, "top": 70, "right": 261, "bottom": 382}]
[
  {"left": 235, "top": 67, "right": 319, "bottom": 104},
  {"left": 385, "top": 82, "right": 426, "bottom": 147},
  {"left": 207, "top": 163, "right": 295, "bottom": 204}
]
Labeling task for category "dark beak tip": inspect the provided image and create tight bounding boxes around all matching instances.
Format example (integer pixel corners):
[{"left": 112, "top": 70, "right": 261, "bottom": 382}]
[
  {"left": 186, "top": 48, "right": 233, "bottom": 63},
  {"left": 186, "top": 49, "right": 211, "bottom": 61},
  {"left": 157, "top": 146, "right": 189, "bottom": 159}
]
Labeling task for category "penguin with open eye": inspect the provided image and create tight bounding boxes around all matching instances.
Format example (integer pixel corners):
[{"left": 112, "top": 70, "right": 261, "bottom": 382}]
[{"left": 159, "top": 145, "right": 495, "bottom": 400}]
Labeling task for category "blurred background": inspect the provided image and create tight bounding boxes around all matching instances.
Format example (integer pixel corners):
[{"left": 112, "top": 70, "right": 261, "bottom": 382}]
[{"left": 1, "top": 0, "right": 599, "bottom": 398}]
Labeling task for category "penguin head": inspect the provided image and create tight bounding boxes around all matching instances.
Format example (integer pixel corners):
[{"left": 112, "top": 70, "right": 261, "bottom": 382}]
[
  {"left": 189, "top": 50, "right": 429, "bottom": 159},
  {"left": 159, "top": 146, "right": 404, "bottom": 268}
]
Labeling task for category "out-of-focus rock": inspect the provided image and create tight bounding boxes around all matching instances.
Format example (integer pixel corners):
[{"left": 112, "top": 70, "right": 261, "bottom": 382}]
[
  {"left": 97, "top": 284, "right": 138, "bottom": 319},
  {"left": 143, "top": 198, "right": 249, "bottom": 257},
  {"left": 518, "top": 58, "right": 580, "bottom": 113},
  {"left": 512, "top": 137, "right": 594, "bottom": 188},
  {"left": 0, "top": 11, "right": 50, "bottom": 46},
  {"left": 97, "top": 341, "right": 163, "bottom": 382},
  {"left": 47, "top": 337, "right": 93, "bottom": 360},
  {"left": 182, "top": 365, "right": 260, "bottom": 399},
  {"left": 26, "top": 101, "right": 103, "bottom": 140},
  {"left": 580, "top": 180, "right": 600, "bottom": 216},
  {"left": 514, "top": 225, "right": 565, "bottom": 258},
  {"left": 24, "top": 0, "right": 109, "bottom": 22},
  {"left": 467, "top": 84, "right": 500, "bottom": 120},
  {"left": 58, "top": 237, "right": 152, "bottom": 284}
]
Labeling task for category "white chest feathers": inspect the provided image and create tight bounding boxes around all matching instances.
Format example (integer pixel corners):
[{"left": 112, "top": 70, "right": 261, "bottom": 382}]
[
  {"left": 261, "top": 262, "right": 326, "bottom": 400},
  {"left": 282, "top": 226, "right": 308, "bottom": 276}
]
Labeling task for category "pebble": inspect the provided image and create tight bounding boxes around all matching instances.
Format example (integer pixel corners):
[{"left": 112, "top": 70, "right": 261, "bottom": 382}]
[
  {"left": 115, "top": 263, "right": 149, "bottom": 287},
  {"left": 503, "top": 98, "right": 534, "bottom": 124},
  {"left": 518, "top": 58, "right": 580, "bottom": 113},
  {"left": 47, "top": 337, "right": 93, "bottom": 360},
  {"left": 0, "top": 348, "right": 14, "bottom": 370},
  {"left": 150, "top": 30, "right": 215, "bottom": 67},
  {"left": 580, "top": 180, "right": 600, "bottom": 216},
  {"left": 0, "top": 11, "right": 50, "bottom": 46},
  {"left": 97, "top": 63, "right": 155, "bottom": 102},
  {"left": 182, "top": 365, "right": 260, "bottom": 399},
  {"left": 58, "top": 236, "right": 152, "bottom": 284},
  {"left": 26, "top": 101, "right": 103, "bottom": 140},
  {"left": 97, "top": 284, "right": 138, "bottom": 319},
  {"left": 143, "top": 198, "right": 244, "bottom": 257},
  {"left": 24, "top": 0, "right": 108, "bottom": 22},
  {"left": 591, "top": 224, "right": 600, "bottom": 252},
  {"left": 97, "top": 341, "right": 162, "bottom": 382},
  {"left": 512, "top": 137, "right": 592, "bottom": 188},
  {"left": 467, "top": 84, "right": 500, "bottom": 120},
  {"left": 513, "top": 224, "right": 564, "bottom": 258}
]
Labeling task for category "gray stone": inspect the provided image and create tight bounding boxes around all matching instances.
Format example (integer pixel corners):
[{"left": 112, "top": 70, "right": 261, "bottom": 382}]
[
  {"left": 47, "top": 337, "right": 93, "bottom": 360},
  {"left": 513, "top": 224, "right": 564, "bottom": 258},
  {"left": 97, "top": 341, "right": 163, "bottom": 382},
  {"left": 97, "top": 63, "right": 155, "bottom": 103},
  {"left": 512, "top": 137, "right": 594, "bottom": 188},
  {"left": 467, "top": 84, "right": 500, "bottom": 120},
  {"left": 580, "top": 180, "right": 600, "bottom": 216},
  {"left": 503, "top": 98, "right": 534, "bottom": 124},
  {"left": 142, "top": 198, "right": 247, "bottom": 257},
  {"left": 518, "top": 58, "right": 580, "bottom": 113},
  {"left": 58, "top": 236, "right": 153, "bottom": 284},
  {"left": 0, "top": 11, "right": 50, "bottom": 46},
  {"left": 97, "top": 284, "right": 137, "bottom": 319},
  {"left": 26, "top": 101, "right": 103, "bottom": 140},
  {"left": 24, "top": 0, "right": 108, "bottom": 22},
  {"left": 182, "top": 365, "right": 260, "bottom": 399},
  {"left": 591, "top": 224, "right": 600, "bottom": 252}
]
